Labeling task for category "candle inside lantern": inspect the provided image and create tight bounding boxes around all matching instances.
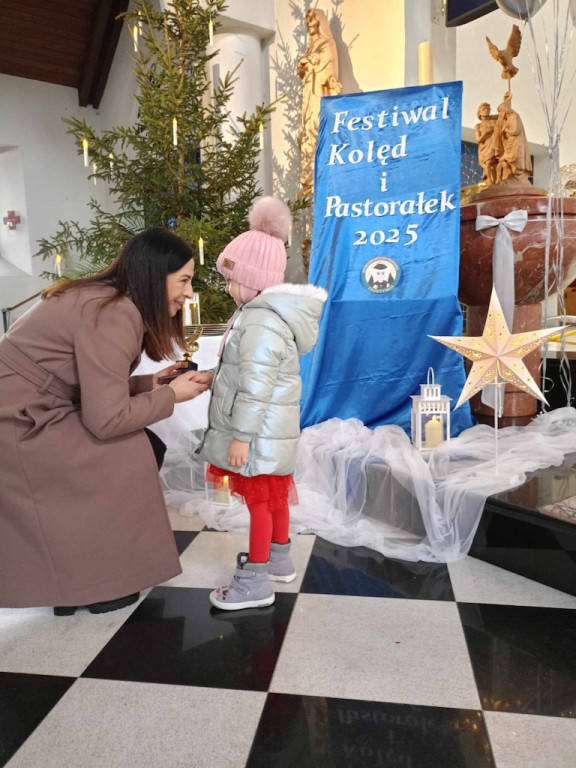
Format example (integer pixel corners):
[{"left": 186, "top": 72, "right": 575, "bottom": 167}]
[
  {"left": 418, "top": 41, "right": 433, "bottom": 85},
  {"left": 172, "top": 117, "right": 178, "bottom": 147},
  {"left": 216, "top": 475, "right": 229, "bottom": 504},
  {"left": 425, "top": 415, "right": 443, "bottom": 449},
  {"left": 82, "top": 138, "right": 89, "bottom": 167},
  {"left": 198, "top": 236, "right": 204, "bottom": 266}
]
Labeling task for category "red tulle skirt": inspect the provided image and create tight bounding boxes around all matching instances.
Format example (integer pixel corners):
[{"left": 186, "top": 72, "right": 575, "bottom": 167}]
[{"left": 206, "top": 464, "right": 299, "bottom": 507}]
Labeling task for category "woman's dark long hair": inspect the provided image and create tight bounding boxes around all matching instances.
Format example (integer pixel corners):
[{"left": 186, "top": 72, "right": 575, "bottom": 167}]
[{"left": 43, "top": 229, "right": 195, "bottom": 361}]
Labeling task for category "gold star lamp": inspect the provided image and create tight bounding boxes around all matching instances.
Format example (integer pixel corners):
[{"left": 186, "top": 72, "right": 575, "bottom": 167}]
[{"left": 430, "top": 286, "right": 567, "bottom": 410}]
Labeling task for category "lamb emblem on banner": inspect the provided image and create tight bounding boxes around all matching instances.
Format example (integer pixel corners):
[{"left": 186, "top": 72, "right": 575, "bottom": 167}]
[{"left": 361, "top": 257, "right": 400, "bottom": 293}]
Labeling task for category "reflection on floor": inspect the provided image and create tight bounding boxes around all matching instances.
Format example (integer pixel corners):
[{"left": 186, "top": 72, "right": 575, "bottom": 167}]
[{"left": 1, "top": 512, "right": 576, "bottom": 768}]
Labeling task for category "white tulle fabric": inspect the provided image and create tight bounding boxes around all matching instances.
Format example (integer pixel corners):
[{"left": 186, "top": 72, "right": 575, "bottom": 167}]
[
  {"left": 135, "top": 345, "right": 576, "bottom": 563},
  {"left": 157, "top": 401, "right": 576, "bottom": 563}
]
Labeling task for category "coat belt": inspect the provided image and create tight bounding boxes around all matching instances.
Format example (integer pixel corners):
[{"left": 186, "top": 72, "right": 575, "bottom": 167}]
[{"left": 0, "top": 339, "right": 80, "bottom": 402}]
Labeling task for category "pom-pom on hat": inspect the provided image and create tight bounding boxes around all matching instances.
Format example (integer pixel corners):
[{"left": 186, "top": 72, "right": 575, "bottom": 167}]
[{"left": 217, "top": 197, "right": 291, "bottom": 300}]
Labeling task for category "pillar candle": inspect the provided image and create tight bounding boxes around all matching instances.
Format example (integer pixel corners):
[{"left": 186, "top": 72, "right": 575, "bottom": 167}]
[
  {"left": 418, "top": 41, "right": 433, "bottom": 86},
  {"left": 216, "top": 476, "right": 229, "bottom": 504},
  {"left": 425, "top": 415, "right": 443, "bottom": 449}
]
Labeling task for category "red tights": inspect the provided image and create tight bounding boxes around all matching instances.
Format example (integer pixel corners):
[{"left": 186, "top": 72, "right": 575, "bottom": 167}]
[{"left": 248, "top": 497, "right": 290, "bottom": 563}]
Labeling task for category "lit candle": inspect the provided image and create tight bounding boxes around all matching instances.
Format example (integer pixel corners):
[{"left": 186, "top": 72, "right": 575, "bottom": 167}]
[
  {"left": 55, "top": 252, "right": 62, "bottom": 277},
  {"left": 172, "top": 116, "right": 178, "bottom": 147},
  {"left": 131, "top": 23, "right": 138, "bottom": 51},
  {"left": 418, "top": 41, "right": 433, "bottom": 85},
  {"left": 425, "top": 415, "right": 443, "bottom": 449},
  {"left": 258, "top": 121, "right": 264, "bottom": 150},
  {"left": 92, "top": 162, "right": 98, "bottom": 185},
  {"left": 109, "top": 152, "right": 114, "bottom": 170},
  {"left": 198, "top": 236, "right": 204, "bottom": 266},
  {"left": 208, "top": 16, "right": 213, "bottom": 46},
  {"left": 216, "top": 475, "right": 229, "bottom": 504},
  {"left": 82, "top": 138, "right": 89, "bottom": 167}
]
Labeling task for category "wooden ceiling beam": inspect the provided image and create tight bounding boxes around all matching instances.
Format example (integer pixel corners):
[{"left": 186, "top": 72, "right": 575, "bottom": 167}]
[{"left": 78, "top": 0, "right": 129, "bottom": 109}]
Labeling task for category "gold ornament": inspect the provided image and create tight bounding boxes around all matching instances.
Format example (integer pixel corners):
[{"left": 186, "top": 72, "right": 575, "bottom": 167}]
[{"left": 430, "top": 286, "right": 567, "bottom": 409}]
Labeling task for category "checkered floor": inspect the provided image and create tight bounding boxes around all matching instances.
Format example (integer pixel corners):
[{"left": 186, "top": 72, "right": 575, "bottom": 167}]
[{"left": 1, "top": 509, "right": 576, "bottom": 768}]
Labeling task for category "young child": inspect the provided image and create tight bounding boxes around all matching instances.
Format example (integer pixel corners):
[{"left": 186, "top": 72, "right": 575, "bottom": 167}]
[{"left": 199, "top": 196, "right": 327, "bottom": 610}]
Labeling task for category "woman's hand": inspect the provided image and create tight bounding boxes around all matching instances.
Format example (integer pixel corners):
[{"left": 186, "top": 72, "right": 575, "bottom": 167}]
[
  {"left": 169, "top": 371, "right": 211, "bottom": 403},
  {"left": 153, "top": 362, "right": 185, "bottom": 388},
  {"left": 227, "top": 438, "right": 250, "bottom": 468}
]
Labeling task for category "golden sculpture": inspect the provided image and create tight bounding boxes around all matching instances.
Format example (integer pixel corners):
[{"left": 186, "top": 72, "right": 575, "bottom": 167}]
[
  {"left": 297, "top": 8, "right": 341, "bottom": 197},
  {"left": 486, "top": 24, "right": 522, "bottom": 86},
  {"left": 469, "top": 24, "right": 544, "bottom": 201},
  {"left": 474, "top": 102, "right": 498, "bottom": 185},
  {"left": 493, "top": 92, "right": 532, "bottom": 184}
]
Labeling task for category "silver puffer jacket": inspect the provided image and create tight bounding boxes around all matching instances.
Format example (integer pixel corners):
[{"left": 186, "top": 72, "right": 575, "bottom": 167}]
[{"left": 199, "top": 283, "right": 327, "bottom": 476}]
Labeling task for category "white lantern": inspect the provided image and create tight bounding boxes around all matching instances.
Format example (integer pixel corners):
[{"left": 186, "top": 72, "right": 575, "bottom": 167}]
[
  {"left": 204, "top": 469, "right": 241, "bottom": 508},
  {"left": 410, "top": 368, "right": 451, "bottom": 450}
]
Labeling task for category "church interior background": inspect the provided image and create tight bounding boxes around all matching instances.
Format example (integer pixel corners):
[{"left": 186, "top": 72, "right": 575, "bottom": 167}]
[{"left": 1, "top": 1, "right": 576, "bottom": 766}]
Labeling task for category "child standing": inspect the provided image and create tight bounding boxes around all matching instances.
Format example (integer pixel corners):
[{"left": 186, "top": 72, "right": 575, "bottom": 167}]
[{"left": 199, "top": 197, "right": 327, "bottom": 610}]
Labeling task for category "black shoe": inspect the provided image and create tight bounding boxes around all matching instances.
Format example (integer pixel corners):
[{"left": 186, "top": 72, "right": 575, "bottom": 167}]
[{"left": 53, "top": 592, "right": 140, "bottom": 617}]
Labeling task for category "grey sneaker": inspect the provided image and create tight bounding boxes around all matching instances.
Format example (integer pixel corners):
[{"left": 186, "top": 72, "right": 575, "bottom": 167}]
[
  {"left": 268, "top": 540, "right": 297, "bottom": 583},
  {"left": 210, "top": 553, "right": 275, "bottom": 611}
]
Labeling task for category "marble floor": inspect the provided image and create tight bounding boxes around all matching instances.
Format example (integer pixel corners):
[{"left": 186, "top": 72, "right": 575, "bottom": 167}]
[{"left": 1, "top": 510, "right": 576, "bottom": 768}]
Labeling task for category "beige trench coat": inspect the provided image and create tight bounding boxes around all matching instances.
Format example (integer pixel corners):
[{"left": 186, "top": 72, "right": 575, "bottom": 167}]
[{"left": 0, "top": 284, "right": 182, "bottom": 608}]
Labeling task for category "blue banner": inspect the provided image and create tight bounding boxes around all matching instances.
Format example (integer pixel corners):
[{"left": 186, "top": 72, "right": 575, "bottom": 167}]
[{"left": 300, "top": 81, "right": 473, "bottom": 434}]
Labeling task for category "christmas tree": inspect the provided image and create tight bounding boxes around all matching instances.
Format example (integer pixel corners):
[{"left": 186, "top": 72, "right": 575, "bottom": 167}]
[{"left": 36, "top": 0, "right": 276, "bottom": 322}]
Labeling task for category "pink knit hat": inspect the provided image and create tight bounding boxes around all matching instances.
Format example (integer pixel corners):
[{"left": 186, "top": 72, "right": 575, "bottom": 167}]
[{"left": 217, "top": 197, "right": 291, "bottom": 303}]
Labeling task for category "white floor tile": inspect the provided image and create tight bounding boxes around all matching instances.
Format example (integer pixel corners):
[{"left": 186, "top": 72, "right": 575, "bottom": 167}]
[
  {"left": 162, "top": 531, "right": 315, "bottom": 593},
  {"left": 448, "top": 556, "right": 576, "bottom": 609},
  {"left": 485, "top": 711, "right": 576, "bottom": 768},
  {"left": 6, "top": 678, "right": 265, "bottom": 768},
  {"left": 270, "top": 593, "right": 480, "bottom": 710},
  {"left": 0, "top": 592, "right": 148, "bottom": 677},
  {"left": 168, "top": 508, "right": 205, "bottom": 531}
]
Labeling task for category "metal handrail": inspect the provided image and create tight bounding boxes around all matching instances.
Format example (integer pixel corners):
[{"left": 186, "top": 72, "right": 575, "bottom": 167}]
[{"left": 2, "top": 290, "right": 43, "bottom": 333}]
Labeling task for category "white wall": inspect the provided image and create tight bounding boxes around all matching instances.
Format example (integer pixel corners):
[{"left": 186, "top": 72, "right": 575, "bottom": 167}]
[
  {"left": 0, "top": 74, "right": 106, "bottom": 327},
  {"left": 0, "top": 147, "right": 30, "bottom": 278}
]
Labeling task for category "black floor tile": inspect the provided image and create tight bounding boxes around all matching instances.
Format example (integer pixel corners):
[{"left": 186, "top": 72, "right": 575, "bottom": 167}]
[
  {"left": 173, "top": 530, "right": 198, "bottom": 555},
  {"left": 0, "top": 672, "right": 75, "bottom": 767},
  {"left": 81, "top": 586, "right": 296, "bottom": 692},
  {"left": 246, "top": 693, "right": 495, "bottom": 768},
  {"left": 300, "top": 536, "right": 455, "bottom": 600},
  {"left": 459, "top": 603, "right": 576, "bottom": 717}
]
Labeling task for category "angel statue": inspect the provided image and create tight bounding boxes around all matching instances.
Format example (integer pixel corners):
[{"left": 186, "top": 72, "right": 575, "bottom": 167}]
[
  {"left": 486, "top": 24, "right": 522, "bottom": 90},
  {"left": 297, "top": 8, "right": 342, "bottom": 197}
]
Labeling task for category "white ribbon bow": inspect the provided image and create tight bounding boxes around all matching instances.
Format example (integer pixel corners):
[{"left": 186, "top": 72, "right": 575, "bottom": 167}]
[{"left": 475, "top": 209, "right": 528, "bottom": 414}]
